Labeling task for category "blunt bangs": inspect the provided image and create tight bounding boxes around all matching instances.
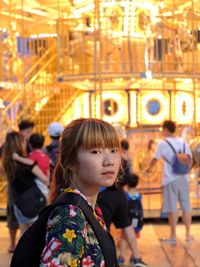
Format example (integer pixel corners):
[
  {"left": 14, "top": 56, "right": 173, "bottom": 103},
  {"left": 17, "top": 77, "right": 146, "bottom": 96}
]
[{"left": 77, "top": 119, "right": 120, "bottom": 149}]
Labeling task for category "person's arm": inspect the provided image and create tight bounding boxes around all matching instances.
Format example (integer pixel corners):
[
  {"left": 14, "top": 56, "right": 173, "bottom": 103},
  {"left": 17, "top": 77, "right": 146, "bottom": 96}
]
[
  {"left": 32, "top": 165, "right": 49, "bottom": 186},
  {"left": 145, "top": 158, "right": 158, "bottom": 174},
  {"left": 145, "top": 141, "right": 163, "bottom": 174},
  {"left": 13, "top": 152, "right": 49, "bottom": 185},
  {"left": 47, "top": 169, "right": 50, "bottom": 179},
  {"left": 13, "top": 152, "right": 34, "bottom": 165}
]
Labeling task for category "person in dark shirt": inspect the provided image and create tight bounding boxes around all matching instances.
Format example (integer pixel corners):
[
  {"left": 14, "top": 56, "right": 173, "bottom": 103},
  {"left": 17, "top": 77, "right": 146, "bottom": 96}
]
[
  {"left": 97, "top": 140, "right": 148, "bottom": 267},
  {"left": 3, "top": 120, "right": 35, "bottom": 252},
  {"left": 2, "top": 131, "right": 48, "bottom": 237},
  {"left": 44, "top": 122, "right": 64, "bottom": 178},
  {"left": 98, "top": 185, "right": 148, "bottom": 267}
]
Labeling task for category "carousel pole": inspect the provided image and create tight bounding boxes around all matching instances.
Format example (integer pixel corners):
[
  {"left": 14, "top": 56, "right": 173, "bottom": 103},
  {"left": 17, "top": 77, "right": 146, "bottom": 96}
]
[
  {"left": 191, "top": 0, "right": 197, "bottom": 134},
  {"left": 94, "top": 0, "right": 102, "bottom": 119}
]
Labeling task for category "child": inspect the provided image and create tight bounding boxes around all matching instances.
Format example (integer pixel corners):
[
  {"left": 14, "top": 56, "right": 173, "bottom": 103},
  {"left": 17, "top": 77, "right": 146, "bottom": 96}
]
[
  {"left": 28, "top": 133, "right": 50, "bottom": 198},
  {"left": 118, "top": 173, "right": 144, "bottom": 264},
  {"left": 13, "top": 133, "right": 50, "bottom": 199}
]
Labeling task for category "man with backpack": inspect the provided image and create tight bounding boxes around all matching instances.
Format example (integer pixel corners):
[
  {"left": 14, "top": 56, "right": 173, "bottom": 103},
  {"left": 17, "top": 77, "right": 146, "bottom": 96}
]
[{"left": 146, "top": 120, "right": 193, "bottom": 244}]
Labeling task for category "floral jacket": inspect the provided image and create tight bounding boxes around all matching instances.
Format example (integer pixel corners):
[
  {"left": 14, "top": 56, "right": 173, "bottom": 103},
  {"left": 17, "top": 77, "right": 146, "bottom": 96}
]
[{"left": 40, "top": 189, "right": 106, "bottom": 267}]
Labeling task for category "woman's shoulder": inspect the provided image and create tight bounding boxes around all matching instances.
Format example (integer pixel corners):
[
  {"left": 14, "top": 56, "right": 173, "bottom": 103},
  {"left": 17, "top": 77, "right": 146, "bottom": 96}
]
[{"left": 48, "top": 203, "right": 86, "bottom": 227}]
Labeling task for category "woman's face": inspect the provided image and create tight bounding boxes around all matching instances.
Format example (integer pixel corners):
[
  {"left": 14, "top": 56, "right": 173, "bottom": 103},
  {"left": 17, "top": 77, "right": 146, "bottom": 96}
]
[{"left": 75, "top": 146, "right": 121, "bottom": 189}]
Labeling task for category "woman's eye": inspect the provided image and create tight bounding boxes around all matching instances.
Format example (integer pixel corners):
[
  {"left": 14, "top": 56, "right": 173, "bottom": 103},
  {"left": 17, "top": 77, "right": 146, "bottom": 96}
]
[
  {"left": 91, "top": 149, "right": 102, "bottom": 154},
  {"left": 111, "top": 148, "right": 118, "bottom": 153}
]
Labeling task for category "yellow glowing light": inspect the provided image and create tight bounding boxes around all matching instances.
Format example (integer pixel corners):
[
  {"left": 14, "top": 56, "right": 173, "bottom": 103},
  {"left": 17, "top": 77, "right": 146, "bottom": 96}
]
[
  {"left": 140, "top": 92, "right": 169, "bottom": 124},
  {"left": 102, "top": 91, "right": 128, "bottom": 124},
  {"left": 175, "top": 93, "right": 194, "bottom": 124},
  {"left": 73, "top": 97, "right": 82, "bottom": 120},
  {"left": 129, "top": 91, "right": 137, "bottom": 127},
  {"left": 0, "top": 98, "right": 5, "bottom": 109},
  {"left": 196, "top": 97, "right": 200, "bottom": 123},
  {"left": 41, "top": 97, "right": 47, "bottom": 105},
  {"left": 82, "top": 93, "right": 90, "bottom": 118},
  {"left": 94, "top": 94, "right": 101, "bottom": 119},
  {"left": 35, "top": 103, "right": 40, "bottom": 112}
]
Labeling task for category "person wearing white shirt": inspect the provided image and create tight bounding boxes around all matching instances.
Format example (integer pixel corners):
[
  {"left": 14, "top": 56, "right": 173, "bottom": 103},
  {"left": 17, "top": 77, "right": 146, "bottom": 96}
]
[{"left": 146, "top": 120, "right": 193, "bottom": 244}]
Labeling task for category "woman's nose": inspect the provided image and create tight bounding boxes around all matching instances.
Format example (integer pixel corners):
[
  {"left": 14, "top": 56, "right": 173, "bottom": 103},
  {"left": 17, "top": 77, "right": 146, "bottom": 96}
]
[{"left": 103, "top": 157, "right": 114, "bottom": 166}]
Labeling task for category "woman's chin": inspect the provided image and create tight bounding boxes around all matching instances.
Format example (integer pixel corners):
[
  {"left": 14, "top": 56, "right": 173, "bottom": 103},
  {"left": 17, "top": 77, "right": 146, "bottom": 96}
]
[{"left": 101, "top": 179, "right": 115, "bottom": 187}]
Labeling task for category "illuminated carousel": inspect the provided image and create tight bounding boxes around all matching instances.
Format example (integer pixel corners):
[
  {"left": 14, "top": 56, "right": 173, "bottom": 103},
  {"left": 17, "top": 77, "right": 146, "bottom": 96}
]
[{"left": 0, "top": 0, "right": 200, "bottom": 217}]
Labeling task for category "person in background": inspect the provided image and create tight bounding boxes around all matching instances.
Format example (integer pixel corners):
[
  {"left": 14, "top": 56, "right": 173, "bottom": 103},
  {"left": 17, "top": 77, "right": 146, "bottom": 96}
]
[
  {"left": 13, "top": 133, "right": 50, "bottom": 200},
  {"left": 2, "top": 131, "right": 48, "bottom": 236},
  {"left": 0, "top": 120, "right": 35, "bottom": 253},
  {"left": 18, "top": 120, "right": 35, "bottom": 153},
  {"left": 98, "top": 140, "right": 148, "bottom": 267},
  {"left": 98, "top": 184, "right": 147, "bottom": 267},
  {"left": 44, "top": 122, "right": 64, "bottom": 178},
  {"left": 146, "top": 120, "right": 193, "bottom": 243},
  {"left": 39, "top": 118, "right": 121, "bottom": 265},
  {"left": 120, "top": 139, "right": 134, "bottom": 176},
  {"left": 118, "top": 173, "right": 144, "bottom": 263}
]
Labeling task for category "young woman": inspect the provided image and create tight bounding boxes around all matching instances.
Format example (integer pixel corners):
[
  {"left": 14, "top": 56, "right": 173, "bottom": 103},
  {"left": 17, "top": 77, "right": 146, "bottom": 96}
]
[
  {"left": 2, "top": 131, "right": 49, "bottom": 236},
  {"left": 40, "top": 118, "right": 121, "bottom": 266}
]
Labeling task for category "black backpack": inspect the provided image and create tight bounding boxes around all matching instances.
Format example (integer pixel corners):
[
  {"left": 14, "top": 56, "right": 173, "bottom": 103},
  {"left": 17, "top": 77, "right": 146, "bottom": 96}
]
[
  {"left": 128, "top": 195, "right": 144, "bottom": 230},
  {"left": 10, "top": 192, "right": 118, "bottom": 267}
]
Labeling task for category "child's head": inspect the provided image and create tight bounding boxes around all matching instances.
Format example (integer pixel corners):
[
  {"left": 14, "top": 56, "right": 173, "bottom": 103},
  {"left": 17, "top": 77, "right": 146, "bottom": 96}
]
[
  {"left": 124, "top": 173, "right": 139, "bottom": 189},
  {"left": 29, "top": 133, "right": 45, "bottom": 149},
  {"left": 120, "top": 139, "right": 129, "bottom": 151},
  {"left": 48, "top": 122, "right": 64, "bottom": 140}
]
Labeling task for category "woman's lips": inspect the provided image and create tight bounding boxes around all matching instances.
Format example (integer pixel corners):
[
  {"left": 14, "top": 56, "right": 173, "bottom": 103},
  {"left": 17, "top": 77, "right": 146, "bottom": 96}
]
[{"left": 101, "top": 171, "right": 115, "bottom": 176}]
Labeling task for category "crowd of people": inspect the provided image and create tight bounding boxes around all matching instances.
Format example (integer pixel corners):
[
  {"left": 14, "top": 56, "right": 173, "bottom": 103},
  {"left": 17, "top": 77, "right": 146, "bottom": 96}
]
[
  {"left": 0, "top": 117, "right": 195, "bottom": 267},
  {"left": 0, "top": 120, "right": 63, "bottom": 252}
]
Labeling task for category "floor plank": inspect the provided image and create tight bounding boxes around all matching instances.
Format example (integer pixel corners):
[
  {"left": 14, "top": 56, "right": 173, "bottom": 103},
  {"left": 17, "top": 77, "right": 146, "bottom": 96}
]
[
  {"left": 154, "top": 224, "right": 198, "bottom": 267},
  {"left": 137, "top": 224, "right": 171, "bottom": 267}
]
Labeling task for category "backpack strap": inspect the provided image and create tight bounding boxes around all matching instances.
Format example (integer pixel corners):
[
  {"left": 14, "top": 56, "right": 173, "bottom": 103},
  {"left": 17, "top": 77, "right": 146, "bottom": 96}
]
[
  {"left": 162, "top": 140, "right": 177, "bottom": 165},
  {"left": 183, "top": 141, "right": 186, "bottom": 153},
  {"left": 11, "top": 192, "right": 118, "bottom": 267},
  {"left": 55, "top": 192, "right": 118, "bottom": 267},
  {"left": 165, "top": 139, "right": 177, "bottom": 154}
]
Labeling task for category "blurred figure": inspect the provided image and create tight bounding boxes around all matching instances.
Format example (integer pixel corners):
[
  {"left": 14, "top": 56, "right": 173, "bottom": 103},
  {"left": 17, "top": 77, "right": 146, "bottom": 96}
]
[
  {"left": 0, "top": 119, "right": 35, "bottom": 253},
  {"left": 98, "top": 184, "right": 148, "bottom": 267},
  {"left": 146, "top": 120, "right": 193, "bottom": 243},
  {"left": 98, "top": 140, "right": 148, "bottom": 267},
  {"left": 120, "top": 139, "right": 133, "bottom": 177},
  {"left": 180, "top": 126, "right": 194, "bottom": 144},
  {"left": 2, "top": 131, "right": 48, "bottom": 237},
  {"left": 139, "top": 139, "right": 156, "bottom": 173},
  {"left": 13, "top": 133, "right": 50, "bottom": 200},
  {"left": 119, "top": 174, "right": 144, "bottom": 263},
  {"left": 29, "top": 133, "right": 50, "bottom": 199},
  {"left": 18, "top": 120, "right": 35, "bottom": 153},
  {"left": 44, "top": 122, "right": 64, "bottom": 178}
]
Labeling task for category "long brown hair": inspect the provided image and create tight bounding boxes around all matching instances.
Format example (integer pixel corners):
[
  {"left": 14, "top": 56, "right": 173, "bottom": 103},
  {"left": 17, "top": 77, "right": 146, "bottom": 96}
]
[
  {"left": 50, "top": 118, "right": 120, "bottom": 202},
  {"left": 2, "top": 131, "right": 26, "bottom": 181}
]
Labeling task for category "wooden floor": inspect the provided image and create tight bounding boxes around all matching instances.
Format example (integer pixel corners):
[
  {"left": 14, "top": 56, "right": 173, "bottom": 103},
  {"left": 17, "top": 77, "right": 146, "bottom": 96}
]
[{"left": 0, "top": 220, "right": 200, "bottom": 267}]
